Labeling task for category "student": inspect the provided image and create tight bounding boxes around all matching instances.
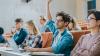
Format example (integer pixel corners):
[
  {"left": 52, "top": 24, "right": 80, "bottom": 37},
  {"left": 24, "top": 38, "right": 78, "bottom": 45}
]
[
  {"left": 0, "top": 27, "right": 5, "bottom": 43},
  {"left": 5, "top": 18, "right": 28, "bottom": 45},
  {"left": 39, "top": 16, "right": 46, "bottom": 33},
  {"left": 24, "top": 0, "right": 74, "bottom": 56},
  {"left": 36, "top": 0, "right": 57, "bottom": 34},
  {"left": 39, "top": 16, "right": 50, "bottom": 33},
  {"left": 71, "top": 11, "right": 100, "bottom": 56},
  {"left": 23, "top": 20, "right": 41, "bottom": 48},
  {"left": 67, "top": 19, "right": 81, "bottom": 31}
]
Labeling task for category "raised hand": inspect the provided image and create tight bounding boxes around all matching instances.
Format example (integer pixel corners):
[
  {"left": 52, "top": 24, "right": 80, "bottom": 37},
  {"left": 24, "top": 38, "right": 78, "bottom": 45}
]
[{"left": 48, "top": 0, "right": 52, "bottom": 5}]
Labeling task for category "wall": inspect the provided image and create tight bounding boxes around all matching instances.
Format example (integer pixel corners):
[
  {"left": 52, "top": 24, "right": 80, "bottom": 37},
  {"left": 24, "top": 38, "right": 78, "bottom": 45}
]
[
  {"left": 0, "top": 0, "right": 43, "bottom": 32},
  {"left": 0, "top": 0, "right": 87, "bottom": 32},
  {"left": 76, "top": 0, "right": 88, "bottom": 19},
  {"left": 96, "top": 0, "right": 100, "bottom": 11}
]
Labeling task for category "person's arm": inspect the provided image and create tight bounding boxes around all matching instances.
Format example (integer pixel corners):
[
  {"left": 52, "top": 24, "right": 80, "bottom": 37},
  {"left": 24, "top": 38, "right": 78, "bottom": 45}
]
[
  {"left": 71, "top": 35, "right": 84, "bottom": 56},
  {"left": 51, "top": 34, "right": 73, "bottom": 54},
  {"left": 32, "top": 37, "right": 40, "bottom": 48},
  {"left": 47, "top": 0, "right": 52, "bottom": 20},
  {"left": 77, "top": 37, "right": 100, "bottom": 56},
  {"left": 89, "top": 39, "right": 100, "bottom": 56},
  {"left": 24, "top": 47, "right": 52, "bottom": 52},
  {"left": 13, "top": 29, "right": 28, "bottom": 45}
]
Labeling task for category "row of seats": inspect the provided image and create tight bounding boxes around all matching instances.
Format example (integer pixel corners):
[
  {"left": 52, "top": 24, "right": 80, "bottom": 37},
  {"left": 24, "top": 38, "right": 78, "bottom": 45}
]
[{"left": 41, "top": 30, "right": 90, "bottom": 48}]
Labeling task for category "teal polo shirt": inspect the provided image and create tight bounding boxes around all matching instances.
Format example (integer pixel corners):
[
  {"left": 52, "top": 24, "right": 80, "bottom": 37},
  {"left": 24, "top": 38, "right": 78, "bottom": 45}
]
[
  {"left": 51, "top": 28, "right": 73, "bottom": 56},
  {"left": 46, "top": 19, "right": 74, "bottom": 56},
  {"left": 46, "top": 19, "right": 57, "bottom": 34}
]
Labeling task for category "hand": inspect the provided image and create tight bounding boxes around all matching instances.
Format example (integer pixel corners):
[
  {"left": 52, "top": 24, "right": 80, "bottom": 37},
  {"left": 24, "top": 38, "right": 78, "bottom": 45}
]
[
  {"left": 3, "top": 33, "right": 12, "bottom": 41},
  {"left": 4, "top": 36, "right": 11, "bottom": 41},
  {"left": 48, "top": 0, "right": 52, "bottom": 5},
  {"left": 11, "top": 27, "right": 16, "bottom": 34},
  {"left": 24, "top": 46, "right": 31, "bottom": 52}
]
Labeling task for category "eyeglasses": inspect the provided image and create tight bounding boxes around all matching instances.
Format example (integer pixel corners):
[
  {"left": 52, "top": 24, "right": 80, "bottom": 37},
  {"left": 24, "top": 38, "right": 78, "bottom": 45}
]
[
  {"left": 86, "top": 17, "right": 96, "bottom": 22},
  {"left": 56, "top": 19, "right": 64, "bottom": 23}
]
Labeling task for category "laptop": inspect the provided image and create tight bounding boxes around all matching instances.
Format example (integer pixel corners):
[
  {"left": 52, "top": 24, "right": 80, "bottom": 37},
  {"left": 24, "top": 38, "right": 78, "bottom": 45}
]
[{"left": 6, "top": 38, "right": 25, "bottom": 53}]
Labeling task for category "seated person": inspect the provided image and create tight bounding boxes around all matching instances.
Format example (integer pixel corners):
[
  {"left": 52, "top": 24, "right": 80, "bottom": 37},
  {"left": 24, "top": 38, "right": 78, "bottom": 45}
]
[
  {"left": 39, "top": 16, "right": 50, "bottom": 33},
  {"left": 39, "top": 16, "right": 46, "bottom": 32},
  {"left": 67, "top": 18, "right": 81, "bottom": 31},
  {"left": 0, "top": 27, "right": 5, "bottom": 43},
  {"left": 71, "top": 11, "right": 100, "bottom": 56},
  {"left": 5, "top": 18, "right": 28, "bottom": 45},
  {"left": 23, "top": 20, "right": 41, "bottom": 48},
  {"left": 24, "top": 0, "right": 74, "bottom": 56}
]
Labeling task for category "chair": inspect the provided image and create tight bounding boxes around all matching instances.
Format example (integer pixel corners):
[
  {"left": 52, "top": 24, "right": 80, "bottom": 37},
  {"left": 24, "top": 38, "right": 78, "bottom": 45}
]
[
  {"left": 71, "top": 30, "right": 90, "bottom": 47},
  {"left": 41, "top": 32, "right": 53, "bottom": 48}
]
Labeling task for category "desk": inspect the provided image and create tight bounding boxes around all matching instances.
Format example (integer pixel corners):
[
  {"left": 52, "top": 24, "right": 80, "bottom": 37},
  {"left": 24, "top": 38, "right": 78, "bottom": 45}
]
[
  {"left": 0, "top": 47, "right": 64, "bottom": 56},
  {"left": 0, "top": 47, "right": 30, "bottom": 56},
  {"left": 30, "top": 52, "right": 64, "bottom": 56}
]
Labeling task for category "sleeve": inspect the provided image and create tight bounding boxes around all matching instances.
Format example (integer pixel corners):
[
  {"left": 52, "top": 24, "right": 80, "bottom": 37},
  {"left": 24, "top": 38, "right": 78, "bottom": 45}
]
[
  {"left": 32, "top": 35, "right": 41, "bottom": 48},
  {"left": 34, "top": 35, "right": 41, "bottom": 43},
  {"left": 51, "top": 34, "right": 73, "bottom": 54},
  {"left": 0, "top": 35, "right": 5, "bottom": 43},
  {"left": 78, "top": 36, "right": 100, "bottom": 56},
  {"left": 46, "top": 19, "right": 56, "bottom": 34},
  {"left": 71, "top": 35, "right": 85, "bottom": 56},
  {"left": 13, "top": 29, "right": 28, "bottom": 45}
]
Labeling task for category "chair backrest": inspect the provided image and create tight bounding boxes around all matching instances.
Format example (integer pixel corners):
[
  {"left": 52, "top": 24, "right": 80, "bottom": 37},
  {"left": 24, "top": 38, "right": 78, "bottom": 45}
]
[
  {"left": 71, "top": 30, "right": 90, "bottom": 47},
  {"left": 41, "top": 32, "right": 53, "bottom": 48}
]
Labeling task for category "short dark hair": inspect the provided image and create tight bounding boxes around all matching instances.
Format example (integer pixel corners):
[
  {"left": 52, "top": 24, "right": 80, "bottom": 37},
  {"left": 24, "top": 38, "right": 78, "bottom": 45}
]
[
  {"left": 0, "top": 27, "right": 4, "bottom": 35},
  {"left": 56, "top": 11, "right": 71, "bottom": 23},
  {"left": 88, "top": 10, "right": 100, "bottom": 20},
  {"left": 15, "top": 18, "right": 23, "bottom": 22}
]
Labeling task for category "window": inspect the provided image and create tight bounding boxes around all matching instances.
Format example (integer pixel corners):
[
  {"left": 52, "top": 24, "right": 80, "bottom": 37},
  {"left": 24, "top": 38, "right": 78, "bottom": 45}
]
[{"left": 87, "top": 0, "right": 96, "bottom": 11}]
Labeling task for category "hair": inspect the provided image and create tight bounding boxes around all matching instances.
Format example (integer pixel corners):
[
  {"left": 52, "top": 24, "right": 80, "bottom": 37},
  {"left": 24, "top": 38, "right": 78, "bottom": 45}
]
[
  {"left": 0, "top": 27, "right": 4, "bottom": 35},
  {"left": 15, "top": 18, "right": 23, "bottom": 22},
  {"left": 40, "top": 16, "right": 46, "bottom": 22},
  {"left": 56, "top": 11, "right": 71, "bottom": 23},
  {"left": 70, "top": 19, "right": 76, "bottom": 28},
  {"left": 88, "top": 10, "right": 100, "bottom": 20},
  {"left": 27, "top": 20, "right": 38, "bottom": 36}
]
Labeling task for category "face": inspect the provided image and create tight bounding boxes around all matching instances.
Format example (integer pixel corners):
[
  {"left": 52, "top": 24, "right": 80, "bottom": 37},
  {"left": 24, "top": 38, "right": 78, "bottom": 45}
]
[
  {"left": 87, "top": 14, "right": 97, "bottom": 29},
  {"left": 39, "top": 16, "right": 45, "bottom": 25},
  {"left": 56, "top": 16, "right": 65, "bottom": 29},
  {"left": 15, "top": 22, "right": 23, "bottom": 30},
  {"left": 27, "top": 24, "right": 33, "bottom": 32},
  {"left": 68, "top": 22, "right": 73, "bottom": 30},
  {"left": 40, "top": 19, "right": 45, "bottom": 25}
]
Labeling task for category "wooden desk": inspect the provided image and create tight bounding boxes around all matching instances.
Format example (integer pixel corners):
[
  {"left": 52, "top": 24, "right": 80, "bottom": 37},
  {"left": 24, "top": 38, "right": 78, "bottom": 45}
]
[{"left": 0, "top": 47, "right": 64, "bottom": 56}]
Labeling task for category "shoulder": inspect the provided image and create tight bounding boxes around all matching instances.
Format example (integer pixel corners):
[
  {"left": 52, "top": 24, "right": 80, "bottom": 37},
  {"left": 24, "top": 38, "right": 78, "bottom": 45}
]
[
  {"left": 63, "top": 30, "right": 72, "bottom": 37},
  {"left": 79, "top": 33, "right": 91, "bottom": 41},
  {"left": 62, "top": 30, "right": 73, "bottom": 41},
  {"left": 21, "top": 28, "right": 28, "bottom": 33},
  {"left": 46, "top": 19, "right": 55, "bottom": 25},
  {"left": 82, "top": 33, "right": 91, "bottom": 38},
  {"left": 20, "top": 28, "right": 28, "bottom": 35}
]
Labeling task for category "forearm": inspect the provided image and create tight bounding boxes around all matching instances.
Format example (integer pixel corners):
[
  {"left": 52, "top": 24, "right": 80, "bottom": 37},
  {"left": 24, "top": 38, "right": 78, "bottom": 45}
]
[
  {"left": 47, "top": 0, "right": 52, "bottom": 20},
  {"left": 29, "top": 47, "right": 52, "bottom": 52},
  {"left": 32, "top": 43, "right": 36, "bottom": 48}
]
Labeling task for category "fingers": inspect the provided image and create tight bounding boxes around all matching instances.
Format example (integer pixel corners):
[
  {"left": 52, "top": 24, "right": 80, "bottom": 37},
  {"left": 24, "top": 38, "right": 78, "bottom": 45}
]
[{"left": 24, "top": 46, "right": 31, "bottom": 52}]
